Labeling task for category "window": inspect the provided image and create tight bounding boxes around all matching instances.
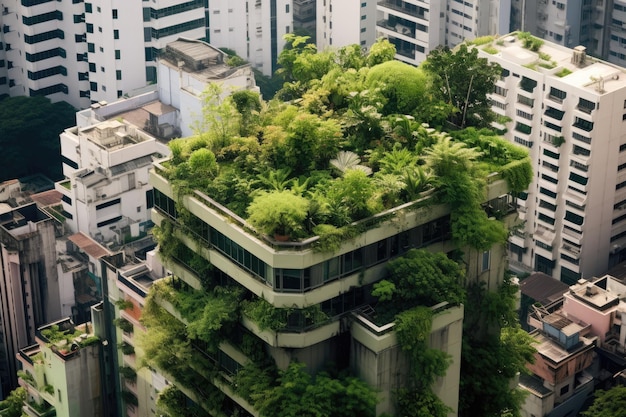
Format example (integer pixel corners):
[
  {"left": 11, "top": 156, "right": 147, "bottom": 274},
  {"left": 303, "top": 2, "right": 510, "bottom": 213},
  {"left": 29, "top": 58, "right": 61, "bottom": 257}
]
[
  {"left": 494, "top": 85, "right": 507, "bottom": 96},
  {"left": 517, "top": 94, "right": 534, "bottom": 108},
  {"left": 115, "top": 50, "right": 120, "bottom": 59},
  {"left": 113, "top": 29, "right": 119, "bottom": 39},
  {"left": 88, "top": 62, "right": 96, "bottom": 72},
  {"left": 541, "top": 174, "right": 558, "bottom": 184},
  {"left": 577, "top": 98, "right": 596, "bottom": 113},
  {"left": 285, "top": 4, "right": 289, "bottom": 12},
  {"left": 515, "top": 122, "right": 532, "bottom": 135},
  {"left": 540, "top": 187, "right": 557, "bottom": 198},
  {"left": 23, "top": 11, "right": 63, "bottom": 25},
  {"left": 87, "top": 43, "right": 94, "bottom": 53},
  {"left": 482, "top": 251, "right": 490, "bottom": 271},
  {"left": 116, "top": 70, "right": 122, "bottom": 80},
  {"left": 538, "top": 213, "right": 555, "bottom": 225},
  {"left": 90, "top": 81, "right": 97, "bottom": 91},
  {"left": 112, "top": 9, "right": 118, "bottom": 19},
  {"left": 86, "top": 23, "right": 93, "bottom": 33},
  {"left": 548, "top": 87, "right": 566, "bottom": 102},
  {"left": 85, "top": 3, "right": 92, "bottom": 12},
  {"left": 519, "top": 76, "right": 537, "bottom": 92},
  {"left": 569, "top": 172, "right": 588, "bottom": 186},
  {"left": 573, "top": 117, "right": 594, "bottom": 132}
]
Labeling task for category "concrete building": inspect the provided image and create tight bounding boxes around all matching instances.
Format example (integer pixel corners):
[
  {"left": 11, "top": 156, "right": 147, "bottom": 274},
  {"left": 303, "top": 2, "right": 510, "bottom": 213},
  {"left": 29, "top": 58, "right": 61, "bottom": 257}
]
[
  {"left": 16, "top": 313, "right": 105, "bottom": 417},
  {"left": 0, "top": 0, "right": 206, "bottom": 109},
  {"left": 54, "top": 38, "right": 259, "bottom": 248},
  {"left": 157, "top": 38, "right": 259, "bottom": 138},
  {"left": 145, "top": 132, "right": 523, "bottom": 416},
  {"left": 0, "top": 203, "right": 63, "bottom": 397},
  {"left": 101, "top": 249, "right": 170, "bottom": 417},
  {"left": 205, "top": 0, "right": 293, "bottom": 76},
  {"left": 519, "top": 273, "right": 626, "bottom": 416},
  {"left": 479, "top": 33, "right": 626, "bottom": 283},
  {"left": 56, "top": 115, "right": 171, "bottom": 245},
  {"left": 316, "top": 0, "right": 378, "bottom": 51},
  {"left": 375, "top": 0, "right": 510, "bottom": 66},
  {"left": 522, "top": 294, "right": 596, "bottom": 417}
]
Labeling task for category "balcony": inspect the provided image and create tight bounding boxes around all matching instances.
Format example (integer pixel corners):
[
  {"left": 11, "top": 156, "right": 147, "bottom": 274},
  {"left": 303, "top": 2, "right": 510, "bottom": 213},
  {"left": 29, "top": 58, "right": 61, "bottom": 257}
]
[
  {"left": 378, "top": 1, "right": 426, "bottom": 20},
  {"left": 377, "top": 19, "right": 416, "bottom": 38},
  {"left": 23, "top": 401, "right": 56, "bottom": 417},
  {"left": 573, "top": 117, "right": 594, "bottom": 132}
]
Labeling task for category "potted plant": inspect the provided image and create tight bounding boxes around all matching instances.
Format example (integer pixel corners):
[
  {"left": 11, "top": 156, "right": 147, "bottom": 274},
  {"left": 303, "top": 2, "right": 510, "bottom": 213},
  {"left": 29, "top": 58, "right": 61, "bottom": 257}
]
[{"left": 247, "top": 190, "right": 309, "bottom": 241}]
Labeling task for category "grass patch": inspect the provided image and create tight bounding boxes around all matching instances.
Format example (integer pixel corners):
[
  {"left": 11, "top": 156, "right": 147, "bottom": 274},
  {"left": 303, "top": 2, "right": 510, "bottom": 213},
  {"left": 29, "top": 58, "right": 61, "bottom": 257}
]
[
  {"left": 483, "top": 46, "right": 499, "bottom": 55},
  {"left": 470, "top": 35, "right": 496, "bottom": 46},
  {"left": 555, "top": 68, "right": 572, "bottom": 77}
]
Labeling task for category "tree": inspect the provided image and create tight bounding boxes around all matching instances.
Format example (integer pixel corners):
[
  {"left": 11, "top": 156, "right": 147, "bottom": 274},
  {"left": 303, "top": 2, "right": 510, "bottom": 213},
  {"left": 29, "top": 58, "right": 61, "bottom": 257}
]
[
  {"left": 0, "top": 387, "right": 26, "bottom": 417},
  {"left": 581, "top": 386, "right": 626, "bottom": 417},
  {"left": 383, "top": 249, "right": 466, "bottom": 310},
  {"left": 365, "top": 60, "right": 433, "bottom": 116},
  {"left": 0, "top": 96, "right": 75, "bottom": 182},
  {"left": 366, "top": 38, "right": 397, "bottom": 67},
  {"left": 422, "top": 44, "right": 501, "bottom": 128}
]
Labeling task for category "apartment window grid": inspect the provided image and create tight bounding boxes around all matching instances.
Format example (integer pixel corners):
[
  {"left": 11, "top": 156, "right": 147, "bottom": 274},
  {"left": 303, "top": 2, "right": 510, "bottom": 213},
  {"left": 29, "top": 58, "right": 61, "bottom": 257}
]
[
  {"left": 516, "top": 109, "right": 533, "bottom": 120},
  {"left": 23, "top": 11, "right": 63, "bottom": 25},
  {"left": 149, "top": 18, "right": 205, "bottom": 39},
  {"left": 146, "top": 0, "right": 204, "bottom": 19}
]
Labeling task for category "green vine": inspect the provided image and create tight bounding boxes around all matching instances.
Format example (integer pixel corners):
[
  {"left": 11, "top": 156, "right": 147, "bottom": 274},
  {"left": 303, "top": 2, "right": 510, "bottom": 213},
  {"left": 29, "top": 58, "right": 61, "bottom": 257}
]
[{"left": 395, "top": 306, "right": 452, "bottom": 417}]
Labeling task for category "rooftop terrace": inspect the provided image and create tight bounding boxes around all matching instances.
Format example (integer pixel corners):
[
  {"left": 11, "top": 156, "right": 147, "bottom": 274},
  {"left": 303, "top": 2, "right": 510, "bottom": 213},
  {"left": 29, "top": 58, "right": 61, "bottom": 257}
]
[{"left": 476, "top": 32, "right": 626, "bottom": 94}]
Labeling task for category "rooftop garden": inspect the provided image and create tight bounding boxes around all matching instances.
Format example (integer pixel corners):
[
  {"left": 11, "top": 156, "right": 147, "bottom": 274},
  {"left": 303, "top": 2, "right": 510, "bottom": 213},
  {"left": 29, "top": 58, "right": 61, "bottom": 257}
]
[
  {"left": 155, "top": 36, "right": 531, "bottom": 251},
  {"left": 38, "top": 322, "right": 99, "bottom": 357}
]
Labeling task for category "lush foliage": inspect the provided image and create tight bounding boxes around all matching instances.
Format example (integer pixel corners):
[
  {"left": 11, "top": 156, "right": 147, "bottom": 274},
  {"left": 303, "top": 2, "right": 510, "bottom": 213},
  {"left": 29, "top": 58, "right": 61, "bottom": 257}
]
[
  {"left": 459, "top": 276, "right": 536, "bottom": 417},
  {"left": 0, "top": 96, "right": 76, "bottom": 182},
  {"left": 157, "top": 385, "right": 213, "bottom": 417},
  {"left": 149, "top": 278, "right": 243, "bottom": 353},
  {"left": 581, "top": 386, "right": 626, "bottom": 417},
  {"left": 374, "top": 249, "right": 465, "bottom": 320},
  {"left": 158, "top": 36, "right": 530, "bottom": 250},
  {"left": 241, "top": 298, "right": 329, "bottom": 331},
  {"left": 422, "top": 44, "right": 501, "bottom": 128},
  {"left": 0, "top": 387, "right": 26, "bottom": 417},
  {"left": 234, "top": 362, "right": 378, "bottom": 417},
  {"left": 247, "top": 190, "right": 310, "bottom": 237},
  {"left": 395, "top": 306, "right": 452, "bottom": 417}
]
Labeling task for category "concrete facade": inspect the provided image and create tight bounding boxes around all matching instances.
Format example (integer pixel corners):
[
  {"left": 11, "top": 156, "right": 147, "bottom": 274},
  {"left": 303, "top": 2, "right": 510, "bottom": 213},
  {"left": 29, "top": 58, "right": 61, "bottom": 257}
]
[{"left": 0, "top": 203, "right": 61, "bottom": 397}]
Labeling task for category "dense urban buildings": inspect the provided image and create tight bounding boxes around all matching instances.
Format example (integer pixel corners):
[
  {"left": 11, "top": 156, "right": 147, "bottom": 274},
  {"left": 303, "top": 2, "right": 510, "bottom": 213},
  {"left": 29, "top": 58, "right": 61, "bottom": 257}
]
[
  {"left": 375, "top": 0, "right": 510, "bottom": 65},
  {"left": 480, "top": 33, "right": 626, "bottom": 283},
  {"left": 0, "top": 1, "right": 288, "bottom": 108}
]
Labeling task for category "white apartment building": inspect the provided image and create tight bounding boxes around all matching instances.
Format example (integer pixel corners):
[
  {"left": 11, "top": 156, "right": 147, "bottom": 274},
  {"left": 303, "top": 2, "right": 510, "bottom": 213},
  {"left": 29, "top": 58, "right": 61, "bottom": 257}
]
[
  {"left": 157, "top": 38, "right": 259, "bottom": 137},
  {"left": 55, "top": 38, "right": 258, "bottom": 245},
  {"left": 206, "top": 0, "right": 293, "bottom": 76},
  {"left": 316, "top": 0, "right": 378, "bottom": 51},
  {"left": 0, "top": 0, "right": 206, "bottom": 108},
  {"left": 376, "top": 0, "right": 510, "bottom": 66},
  {"left": 56, "top": 109, "right": 172, "bottom": 245},
  {"left": 480, "top": 33, "right": 626, "bottom": 284}
]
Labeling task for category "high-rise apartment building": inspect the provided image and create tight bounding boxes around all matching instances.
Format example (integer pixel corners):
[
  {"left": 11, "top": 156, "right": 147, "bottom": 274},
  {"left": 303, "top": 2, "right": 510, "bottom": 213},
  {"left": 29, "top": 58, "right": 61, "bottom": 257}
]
[
  {"left": 316, "top": 0, "right": 378, "bottom": 50},
  {"left": 0, "top": 202, "right": 62, "bottom": 397},
  {"left": 206, "top": 0, "right": 292, "bottom": 76},
  {"left": 375, "top": 0, "right": 510, "bottom": 66},
  {"left": 0, "top": 0, "right": 208, "bottom": 108},
  {"left": 513, "top": 0, "right": 626, "bottom": 71},
  {"left": 481, "top": 33, "right": 626, "bottom": 283}
]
